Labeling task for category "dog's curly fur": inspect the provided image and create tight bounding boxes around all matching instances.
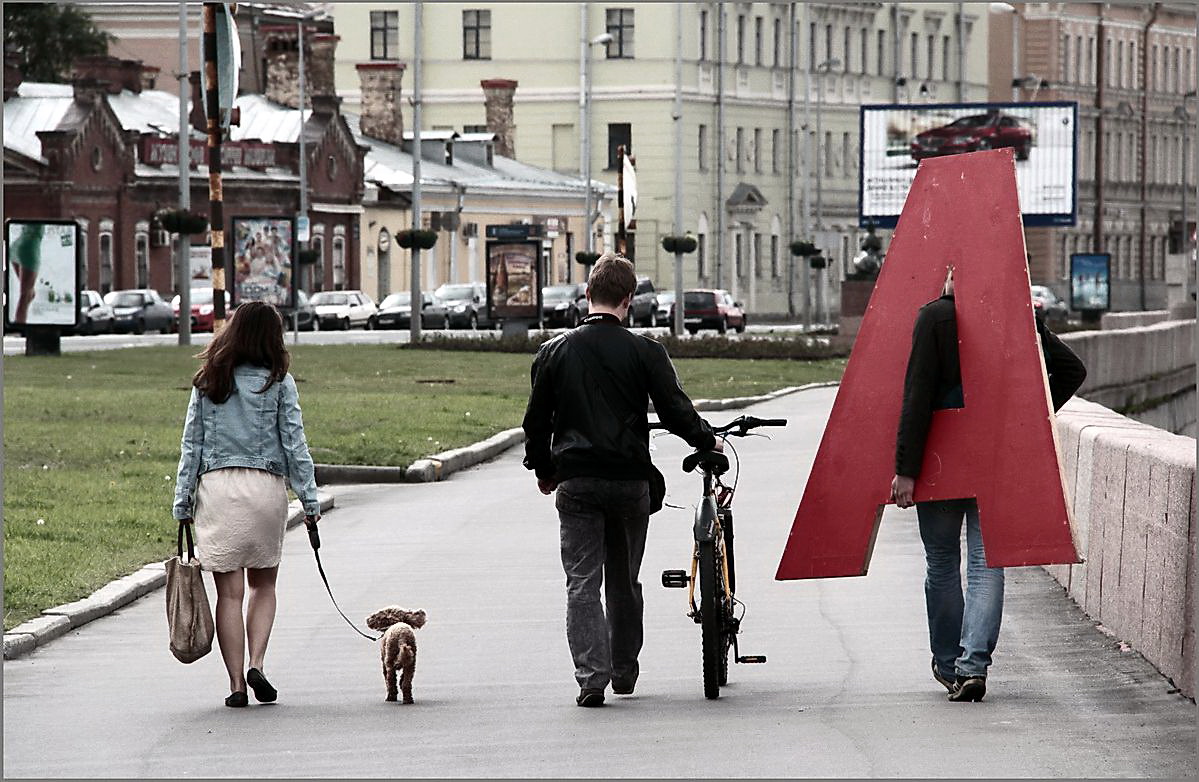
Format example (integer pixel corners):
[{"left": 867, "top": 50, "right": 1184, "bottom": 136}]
[{"left": 365, "top": 606, "right": 426, "bottom": 703}]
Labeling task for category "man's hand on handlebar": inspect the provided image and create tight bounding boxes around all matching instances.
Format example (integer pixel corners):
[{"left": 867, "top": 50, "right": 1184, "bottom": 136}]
[
  {"left": 712, "top": 439, "right": 725, "bottom": 453},
  {"left": 538, "top": 478, "right": 558, "bottom": 495}
]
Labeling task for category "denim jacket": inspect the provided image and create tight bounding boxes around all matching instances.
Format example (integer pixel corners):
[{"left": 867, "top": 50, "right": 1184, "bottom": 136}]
[{"left": 173, "top": 366, "right": 319, "bottom": 520}]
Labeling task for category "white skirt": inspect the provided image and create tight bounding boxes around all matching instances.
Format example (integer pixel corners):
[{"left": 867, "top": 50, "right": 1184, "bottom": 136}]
[{"left": 193, "top": 467, "right": 289, "bottom": 572}]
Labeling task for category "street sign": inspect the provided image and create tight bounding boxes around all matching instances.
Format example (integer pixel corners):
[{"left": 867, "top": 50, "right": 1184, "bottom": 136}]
[
  {"left": 297, "top": 215, "right": 310, "bottom": 243},
  {"left": 214, "top": 3, "right": 240, "bottom": 129}
]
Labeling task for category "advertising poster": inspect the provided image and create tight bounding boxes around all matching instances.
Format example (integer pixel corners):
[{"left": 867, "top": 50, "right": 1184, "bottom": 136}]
[
  {"left": 1070, "top": 252, "right": 1111, "bottom": 311},
  {"left": 232, "top": 217, "right": 293, "bottom": 307},
  {"left": 486, "top": 240, "right": 540, "bottom": 320},
  {"left": 4, "top": 220, "right": 80, "bottom": 327},
  {"left": 189, "top": 245, "right": 212, "bottom": 282},
  {"left": 860, "top": 101, "right": 1078, "bottom": 228}
]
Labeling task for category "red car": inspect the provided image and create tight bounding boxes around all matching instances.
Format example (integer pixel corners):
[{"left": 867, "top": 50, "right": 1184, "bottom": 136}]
[
  {"left": 910, "top": 112, "right": 1033, "bottom": 162},
  {"left": 171, "top": 287, "right": 232, "bottom": 332},
  {"left": 672, "top": 289, "right": 747, "bottom": 335}
]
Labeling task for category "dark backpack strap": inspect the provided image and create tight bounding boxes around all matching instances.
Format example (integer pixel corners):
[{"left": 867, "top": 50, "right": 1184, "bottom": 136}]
[{"left": 177, "top": 521, "right": 196, "bottom": 562}]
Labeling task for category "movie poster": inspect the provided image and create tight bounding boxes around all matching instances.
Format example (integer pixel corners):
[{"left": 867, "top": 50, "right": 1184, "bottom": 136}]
[
  {"left": 1070, "top": 253, "right": 1111, "bottom": 312},
  {"left": 232, "top": 217, "right": 293, "bottom": 307},
  {"left": 4, "top": 220, "right": 80, "bottom": 327},
  {"left": 486, "top": 240, "right": 539, "bottom": 320}
]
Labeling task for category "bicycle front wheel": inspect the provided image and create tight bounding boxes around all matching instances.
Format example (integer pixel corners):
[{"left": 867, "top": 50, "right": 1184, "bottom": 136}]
[{"left": 698, "top": 540, "right": 722, "bottom": 699}]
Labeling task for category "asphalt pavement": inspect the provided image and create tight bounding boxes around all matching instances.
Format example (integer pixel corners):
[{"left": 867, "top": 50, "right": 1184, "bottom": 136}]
[{"left": 2, "top": 386, "right": 1194, "bottom": 778}]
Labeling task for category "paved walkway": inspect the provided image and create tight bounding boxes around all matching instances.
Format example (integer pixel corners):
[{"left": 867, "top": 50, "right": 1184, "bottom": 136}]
[{"left": 3, "top": 387, "right": 1194, "bottom": 777}]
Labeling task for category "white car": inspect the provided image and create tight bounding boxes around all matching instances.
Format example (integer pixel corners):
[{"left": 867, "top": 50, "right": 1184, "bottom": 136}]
[{"left": 309, "top": 290, "right": 379, "bottom": 330}]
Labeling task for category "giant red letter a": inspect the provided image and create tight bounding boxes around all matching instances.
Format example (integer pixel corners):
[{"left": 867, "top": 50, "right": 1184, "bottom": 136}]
[{"left": 776, "top": 149, "right": 1079, "bottom": 580}]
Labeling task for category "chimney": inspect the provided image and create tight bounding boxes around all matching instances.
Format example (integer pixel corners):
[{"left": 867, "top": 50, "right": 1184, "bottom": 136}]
[
  {"left": 311, "top": 94, "right": 340, "bottom": 116},
  {"left": 72, "top": 77, "right": 110, "bottom": 107},
  {"left": 4, "top": 57, "right": 22, "bottom": 101},
  {"left": 480, "top": 78, "right": 517, "bottom": 159},
  {"left": 356, "top": 62, "right": 406, "bottom": 147},
  {"left": 308, "top": 34, "right": 339, "bottom": 98},
  {"left": 71, "top": 56, "right": 148, "bottom": 93},
  {"left": 262, "top": 25, "right": 303, "bottom": 108}
]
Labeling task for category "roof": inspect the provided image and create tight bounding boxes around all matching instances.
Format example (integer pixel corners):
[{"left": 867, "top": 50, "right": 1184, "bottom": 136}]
[
  {"left": 3, "top": 83, "right": 76, "bottom": 162},
  {"left": 726, "top": 182, "right": 769, "bottom": 209},
  {"left": 230, "top": 93, "right": 309, "bottom": 144}
]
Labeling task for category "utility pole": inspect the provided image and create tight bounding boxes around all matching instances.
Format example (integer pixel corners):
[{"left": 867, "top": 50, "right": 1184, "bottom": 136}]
[
  {"left": 296, "top": 14, "right": 306, "bottom": 344},
  {"left": 203, "top": 2, "right": 227, "bottom": 332},
  {"left": 715, "top": 4, "right": 725, "bottom": 289},
  {"left": 672, "top": 1, "right": 684, "bottom": 336},
  {"left": 801, "top": 2, "right": 812, "bottom": 330},
  {"left": 410, "top": 1, "right": 423, "bottom": 342},
  {"left": 177, "top": 0, "right": 192, "bottom": 345},
  {"left": 1093, "top": 7, "right": 1105, "bottom": 258},
  {"left": 1138, "top": 3, "right": 1161, "bottom": 311},
  {"left": 786, "top": 1, "right": 796, "bottom": 319},
  {"left": 579, "top": 4, "right": 591, "bottom": 254}
]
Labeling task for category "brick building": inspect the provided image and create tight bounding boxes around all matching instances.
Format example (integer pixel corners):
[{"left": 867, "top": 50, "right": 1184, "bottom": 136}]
[{"left": 3, "top": 51, "right": 365, "bottom": 297}]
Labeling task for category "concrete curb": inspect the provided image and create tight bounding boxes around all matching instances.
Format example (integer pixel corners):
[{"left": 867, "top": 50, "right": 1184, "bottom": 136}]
[
  {"left": 3, "top": 492, "right": 335, "bottom": 661},
  {"left": 315, "top": 381, "right": 841, "bottom": 485}
]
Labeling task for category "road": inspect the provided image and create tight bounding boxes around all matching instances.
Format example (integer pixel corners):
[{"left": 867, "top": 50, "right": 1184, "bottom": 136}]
[
  {"left": 1, "top": 322, "right": 833, "bottom": 356},
  {"left": 3, "top": 387, "right": 1194, "bottom": 778}
]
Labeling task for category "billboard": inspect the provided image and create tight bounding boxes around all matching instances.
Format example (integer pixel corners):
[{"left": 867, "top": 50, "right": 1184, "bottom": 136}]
[
  {"left": 231, "top": 217, "right": 294, "bottom": 308},
  {"left": 486, "top": 240, "right": 540, "bottom": 320},
  {"left": 860, "top": 101, "right": 1078, "bottom": 228},
  {"left": 4, "top": 220, "right": 81, "bottom": 328},
  {"left": 1070, "top": 252, "right": 1111, "bottom": 312}
]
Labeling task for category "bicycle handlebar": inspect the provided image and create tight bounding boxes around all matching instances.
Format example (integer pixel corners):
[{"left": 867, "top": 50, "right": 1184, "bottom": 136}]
[{"left": 649, "top": 415, "right": 788, "bottom": 437}]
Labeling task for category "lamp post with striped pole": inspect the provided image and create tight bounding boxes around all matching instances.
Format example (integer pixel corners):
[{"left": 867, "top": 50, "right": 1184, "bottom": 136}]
[{"left": 203, "top": 2, "right": 227, "bottom": 332}]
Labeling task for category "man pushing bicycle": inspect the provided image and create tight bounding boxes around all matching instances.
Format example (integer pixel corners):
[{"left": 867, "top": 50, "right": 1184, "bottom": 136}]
[{"left": 522, "top": 252, "right": 719, "bottom": 708}]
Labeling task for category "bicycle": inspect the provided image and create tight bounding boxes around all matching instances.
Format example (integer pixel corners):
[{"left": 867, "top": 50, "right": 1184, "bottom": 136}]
[{"left": 653, "top": 414, "right": 787, "bottom": 699}]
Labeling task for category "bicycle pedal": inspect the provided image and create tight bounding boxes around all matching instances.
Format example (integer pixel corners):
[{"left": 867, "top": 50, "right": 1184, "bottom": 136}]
[
  {"left": 736, "top": 655, "right": 767, "bottom": 664},
  {"left": 661, "top": 569, "right": 690, "bottom": 588}
]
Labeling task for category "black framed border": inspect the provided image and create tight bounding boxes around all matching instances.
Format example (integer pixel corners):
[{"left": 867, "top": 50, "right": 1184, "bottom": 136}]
[
  {"left": 229, "top": 215, "right": 297, "bottom": 310},
  {"left": 3, "top": 219, "right": 82, "bottom": 331},
  {"left": 485, "top": 239, "right": 542, "bottom": 322}
]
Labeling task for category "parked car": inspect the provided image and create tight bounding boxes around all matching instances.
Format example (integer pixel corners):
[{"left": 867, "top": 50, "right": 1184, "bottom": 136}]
[
  {"left": 377, "top": 291, "right": 448, "bottom": 329},
  {"left": 1031, "top": 285, "right": 1069, "bottom": 324},
  {"left": 624, "top": 275, "right": 659, "bottom": 327},
  {"left": 541, "top": 283, "right": 587, "bottom": 328},
  {"left": 103, "top": 288, "right": 175, "bottom": 334},
  {"left": 436, "top": 282, "right": 495, "bottom": 329},
  {"left": 309, "top": 290, "right": 379, "bottom": 330},
  {"left": 674, "top": 289, "right": 747, "bottom": 335},
  {"left": 910, "top": 111, "right": 1033, "bottom": 162},
  {"left": 655, "top": 290, "right": 676, "bottom": 324},
  {"left": 71, "top": 290, "right": 115, "bottom": 335},
  {"left": 284, "top": 289, "right": 318, "bottom": 331},
  {"left": 170, "top": 287, "right": 232, "bottom": 333}
]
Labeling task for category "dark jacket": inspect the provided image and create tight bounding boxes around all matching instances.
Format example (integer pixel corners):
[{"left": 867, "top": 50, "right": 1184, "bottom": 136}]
[
  {"left": 895, "top": 295, "right": 1087, "bottom": 478},
  {"left": 522, "top": 313, "right": 717, "bottom": 483}
]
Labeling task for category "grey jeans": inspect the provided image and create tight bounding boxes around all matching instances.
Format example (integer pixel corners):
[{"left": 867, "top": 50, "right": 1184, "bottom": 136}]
[{"left": 556, "top": 477, "right": 651, "bottom": 690}]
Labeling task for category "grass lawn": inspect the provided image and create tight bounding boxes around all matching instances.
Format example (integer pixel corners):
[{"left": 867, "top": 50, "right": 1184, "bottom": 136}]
[{"left": 3, "top": 344, "right": 844, "bottom": 629}]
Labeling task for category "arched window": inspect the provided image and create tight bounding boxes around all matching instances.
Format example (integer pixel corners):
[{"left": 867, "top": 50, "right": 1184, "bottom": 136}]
[
  {"left": 98, "top": 219, "right": 114, "bottom": 294},
  {"left": 377, "top": 228, "right": 392, "bottom": 298},
  {"left": 697, "top": 212, "right": 710, "bottom": 280},
  {"left": 332, "top": 225, "right": 347, "bottom": 290},
  {"left": 311, "top": 224, "right": 326, "bottom": 292},
  {"left": 769, "top": 215, "right": 782, "bottom": 280},
  {"left": 76, "top": 218, "right": 90, "bottom": 290},
  {"left": 134, "top": 220, "right": 150, "bottom": 288}
]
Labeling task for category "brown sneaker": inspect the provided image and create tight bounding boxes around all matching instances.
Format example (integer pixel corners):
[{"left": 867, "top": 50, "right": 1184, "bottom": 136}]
[
  {"left": 931, "top": 659, "right": 956, "bottom": 693},
  {"left": 947, "top": 676, "right": 986, "bottom": 702},
  {"left": 576, "top": 687, "right": 605, "bottom": 707},
  {"left": 611, "top": 678, "right": 635, "bottom": 695}
]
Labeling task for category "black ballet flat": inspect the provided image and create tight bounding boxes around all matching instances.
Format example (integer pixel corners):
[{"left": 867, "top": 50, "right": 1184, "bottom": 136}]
[
  {"left": 247, "top": 668, "right": 277, "bottom": 703},
  {"left": 225, "top": 691, "right": 248, "bottom": 708}
]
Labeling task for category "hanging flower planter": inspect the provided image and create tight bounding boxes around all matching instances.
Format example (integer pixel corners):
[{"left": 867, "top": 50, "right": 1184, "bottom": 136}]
[
  {"left": 790, "top": 240, "right": 817, "bottom": 257},
  {"left": 661, "top": 234, "right": 698, "bottom": 254},
  {"left": 157, "top": 209, "right": 209, "bottom": 235},
  {"left": 297, "top": 248, "right": 320, "bottom": 265},
  {"left": 809, "top": 255, "right": 827, "bottom": 269},
  {"left": 395, "top": 229, "right": 438, "bottom": 250},
  {"left": 574, "top": 251, "right": 601, "bottom": 265}
]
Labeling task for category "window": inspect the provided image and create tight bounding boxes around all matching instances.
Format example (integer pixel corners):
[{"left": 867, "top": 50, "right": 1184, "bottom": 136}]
[
  {"left": 135, "top": 223, "right": 150, "bottom": 288},
  {"left": 770, "top": 234, "right": 779, "bottom": 278},
  {"left": 698, "top": 124, "right": 708, "bottom": 171},
  {"left": 462, "top": 10, "right": 491, "bottom": 60},
  {"left": 737, "top": 15, "right": 745, "bottom": 64},
  {"left": 1105, "top": 38, "right": 1112, "bottom": 87},
  {"left": 771, "top": 128, "right": 780, "bottom": 174},
  {"left": 927, "top": 34, "right": 935, "bottom": 80},
  {"left": 605, "top": 8, "right": 634, "bottom": 59},
  {"left": 753, "top": 128, "right": 761, "bottom": 172},
  {"left": 311, "top": 225, "right": 325, "bottom": 292},
  {"left": 736, "top": 127, "right": 744, "bottom": 173},
  {"left": 1153, "top": 44, "right": 1160, "bottom": 91},
  {"left": 809, "top": 22, "right": 817, "bottom": 72},
  {"left": 754, "top": 16, "right": 763, "bottom": 67},
  {"left": 942, "top": 35, "right": 950, "bottom": 81},
  {"left": 1087, "top": 36, "right": 1095, "bottom": 85},
  {"left": 699, "top": 10, "right": 708, "bottom": 62},
  {"left": 1076, "top": 35, "right": 1083, "bottom": 85},
  {"left": 825, "top": 25, "right": 833, "bottom": 66},
  {"left": 607, "top": 123, "right": 631, "bottom": 170},
  {"left": 1061, "top": 34, "right": 1071, "bottom": 84},
  {"left": 877, "top": 30, "right": 886, "bottom": 76},
  {"left": 332, "top": 228, "right": 346, "bottom": 290},
  {"left": 842, "top": 131, "right": 851, "bottom": 177},
  {"left": 773, "top": 18, "right": 782, "bottom": 68},
  {"left": 860, "top": 28, "right": 868, "bottom": 73},
  {"left": 910, "top": 32, "right": 918, "bottom": 78},
  {"left": 735, "top": 232, "right": 743, "bottom": 278},
  {"left": 77, "top": 218, "right": 89, "bottom": 289},
  {"left": 370, "top": 10, "right": 399, "bottom": 60},
  {"left": 1174, "top": 45, "right": 1181, "bottom": 93},
  {"left": 843, "top": 27, "right": 851, "bottom": 73},
  {"left": 824, "top": 130, "right": 832, "bottom": 176},
  {"left": 1130, "top": 41, "right": 1137, "bottom": 90},
  {"left": 1187, "top": 48, "right": 1193, "bottom": 93},
  {"left": 697, "top": 233, "right": 706, "bottom": 278},
  {"left": 753, "top": 233, "right": 762, "bottom": 278},
  {"left": 98, "top": 220, "right": 114, "bottom": 294},
  {"left": 1116, "top": 40, "right": 1124, "bottom": 88}
]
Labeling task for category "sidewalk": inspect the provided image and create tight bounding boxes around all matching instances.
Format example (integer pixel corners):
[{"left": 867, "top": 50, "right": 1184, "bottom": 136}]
[{"left": 3, "top": 386, "right": 1194, "bottom": 778}]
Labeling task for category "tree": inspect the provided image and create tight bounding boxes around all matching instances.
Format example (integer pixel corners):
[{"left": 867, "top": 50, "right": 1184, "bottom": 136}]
[{"left": 4, "top": 4, "right": 111, "bottom": 83}]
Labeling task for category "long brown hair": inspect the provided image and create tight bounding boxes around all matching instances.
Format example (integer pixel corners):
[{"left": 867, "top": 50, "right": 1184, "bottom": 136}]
[{"left": 192, "top": 301, "right": 290, "bottom": 403}]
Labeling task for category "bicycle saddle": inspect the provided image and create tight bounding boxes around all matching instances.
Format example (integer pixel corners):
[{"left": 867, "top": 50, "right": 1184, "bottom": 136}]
[{"left": 682, "top": 450, "right": 729, "bottom": 475}]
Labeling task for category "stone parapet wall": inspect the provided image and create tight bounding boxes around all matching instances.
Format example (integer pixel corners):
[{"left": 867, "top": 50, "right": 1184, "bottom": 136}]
[
  {"left": 1100, "top": 310, "right": 1172, "bottom": 330},
  {"left": 1048, "top": 398, "right": 1196, "bottom": 698}
]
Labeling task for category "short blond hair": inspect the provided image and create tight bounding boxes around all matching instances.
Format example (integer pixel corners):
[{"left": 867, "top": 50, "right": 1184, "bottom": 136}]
[{"left": 588, "top": 253, "right": 636, "bottom": 307}]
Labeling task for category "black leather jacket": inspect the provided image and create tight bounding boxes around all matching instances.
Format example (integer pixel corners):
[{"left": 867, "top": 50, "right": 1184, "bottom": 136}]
[{"left": 522, "top": 314, "right": 717, "bottom": 482}]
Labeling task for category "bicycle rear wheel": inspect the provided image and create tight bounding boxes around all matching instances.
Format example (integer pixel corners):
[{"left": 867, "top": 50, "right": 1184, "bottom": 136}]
[{"left": 698, "top": 540, "right": 722, "bottom": 699}]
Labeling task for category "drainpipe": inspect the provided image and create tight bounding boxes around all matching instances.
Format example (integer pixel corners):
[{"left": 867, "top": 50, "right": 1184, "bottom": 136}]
[
  {"left": 715, "top": 4, "right": 725, "bottom": 289},
  {"left": 1138, "top": 3, "right": 1161, "bottom": 311},
  {"left": 786, "top": 1, "right": 796, "bottom": 318},
  {"left": 1093, "top": 6, "right": 1105, "bottom": 258},
  {"left": 956, "top": 2, "right": 965, "bottom": 101}
]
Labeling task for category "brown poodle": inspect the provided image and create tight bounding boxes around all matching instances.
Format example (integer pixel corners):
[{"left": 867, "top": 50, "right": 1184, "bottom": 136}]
[{"left": 365, "top": 606, "right": 427, "bottom": 703}]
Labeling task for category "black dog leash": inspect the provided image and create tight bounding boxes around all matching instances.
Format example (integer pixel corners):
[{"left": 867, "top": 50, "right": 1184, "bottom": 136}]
[{"left": 305, "top": 519, "right": 381, "bottom": 642}]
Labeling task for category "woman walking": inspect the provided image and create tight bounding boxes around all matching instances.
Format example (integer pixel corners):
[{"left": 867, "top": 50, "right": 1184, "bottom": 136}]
[{"left": 173, "top": 302, "right": 320, "bottom": 707}]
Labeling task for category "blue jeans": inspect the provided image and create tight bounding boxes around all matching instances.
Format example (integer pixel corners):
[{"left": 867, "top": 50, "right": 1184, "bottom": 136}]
[
  {"left": 556, "top": 477, "right": 651, "bottom": 690},
  {"left": 917, "top": 498, "right": 1004, "bottom": 680}
]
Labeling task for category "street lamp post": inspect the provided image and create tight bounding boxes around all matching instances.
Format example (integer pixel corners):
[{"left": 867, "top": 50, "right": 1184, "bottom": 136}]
[
  {"left": 813, "top": 57, "right": 840, "bottom": 326},
  {"left": 177, "top": 0, "right": 191, "bottom": 346},
  {"left": 579, "top": 15, "right": 613, "bottom": 258}
]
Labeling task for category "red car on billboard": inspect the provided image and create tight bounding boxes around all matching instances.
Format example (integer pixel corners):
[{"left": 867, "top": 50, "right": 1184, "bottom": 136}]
[{"left": 910, "top": 112, "right": 1033, "bottom": 162}]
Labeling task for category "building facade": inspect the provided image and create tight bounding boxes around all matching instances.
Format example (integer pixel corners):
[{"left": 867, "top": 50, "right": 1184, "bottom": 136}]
[
  {"left": 990, "top": 2, "right": 1196, "bottom": 311},
  {"left": 329, "top": 2, "right": 990, "bottom": 319}
]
